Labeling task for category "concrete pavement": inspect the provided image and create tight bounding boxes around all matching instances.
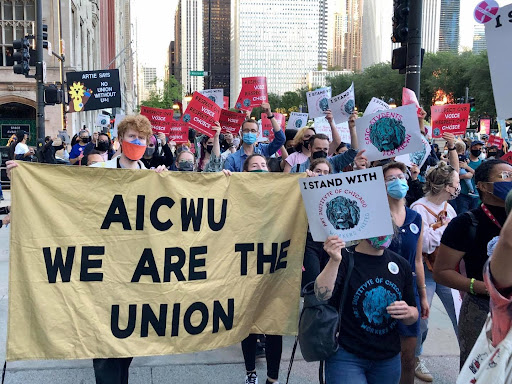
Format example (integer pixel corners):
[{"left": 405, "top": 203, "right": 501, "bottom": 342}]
[{"left": 0, "top": 190, "right": 460, "bottom": 383}]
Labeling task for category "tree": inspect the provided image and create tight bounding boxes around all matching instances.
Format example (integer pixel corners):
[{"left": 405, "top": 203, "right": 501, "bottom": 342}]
[{"left": 139, "top": 76, "right": 183, "bottom": 110}]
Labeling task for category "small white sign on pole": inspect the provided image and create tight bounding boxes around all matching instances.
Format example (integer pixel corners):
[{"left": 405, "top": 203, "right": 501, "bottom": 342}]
[
  {"left": 300, "top": 167, "right": 394, "bottom": 242},
  {"left": 313, "top": 117, "right": 351, "bottom": 144},
  {"left": 307, "top": 87, "right": 332, "bottom": 119},
  {"left": 286, "top": 112, "right": 309, "bottom": 130},
  {"left": 329, "top": 83, "right": 355, "bottom": 124},
  {"left": 355, "top": 104, "right": 424, "bottom": 162},
  {"left": 364, "top": 97, "right": 391, "bottom": 116},
  {"left": 199, "top": 89, "right": 224, "bottom": 108}
]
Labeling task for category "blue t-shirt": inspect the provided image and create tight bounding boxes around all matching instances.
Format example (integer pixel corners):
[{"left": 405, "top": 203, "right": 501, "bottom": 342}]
[
  {"left": 69, "top": 143, "right": 88, "bottom": 160},
  {"left": 460, "top": 158, "right": 482, "bottom": 195}
]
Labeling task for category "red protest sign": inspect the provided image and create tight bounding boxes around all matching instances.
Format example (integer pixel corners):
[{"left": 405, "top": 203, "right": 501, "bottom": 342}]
[
  {"left": 261, "top": 113, "right": 285, "bottom": 142},
  {"left": 168, "top": 121, "right": 189, "bottom": 144},
  {"left": 402, "top": 87, "right": 422, "bottom": 117},
  {"left": 487, "top": 134, "right": 504, "bottom": 149},
  {"left": 235, "top": 77, "right": 268, "bottom": 111},
  {"left": 501, "top": 152, "right": 512, "bottom": 165},
  {"left": 223, "top": 96, "right": 229, "bottom": 109},
  {"left": 430, "top": 104, "right": 470, "bottom": 138},
  {"left": 219, "top": 109, "right": 245, "bottom": 134},
  {"left": 182, "top": 91, "right": 221, "bottom": 137},
  {"left": 140, "top": 106, "right": 174, "bottom": 135}
]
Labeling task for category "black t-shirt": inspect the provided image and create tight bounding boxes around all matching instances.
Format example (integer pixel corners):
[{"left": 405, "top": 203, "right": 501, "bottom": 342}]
[
  {"left": 441, "top": 204, "right": 507, "bottom": 285},
  {"left": 329, "top": 247, "right": 416, "bottom": 360}
]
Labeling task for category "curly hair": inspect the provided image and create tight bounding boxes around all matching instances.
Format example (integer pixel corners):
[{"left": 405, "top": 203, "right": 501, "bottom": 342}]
[
  {"left": 117, "top": 115, "right": 153, "bottom": 141},
  {"left": 423, "top": 161, "right": 456, "bottom": 195}
]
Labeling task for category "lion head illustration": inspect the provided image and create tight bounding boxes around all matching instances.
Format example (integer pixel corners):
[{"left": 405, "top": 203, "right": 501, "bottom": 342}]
[
  {"left": 319, "top": 98, "right": 329, "bottom": 112},
  {"left": 369, "top": 117, "right": 406, "bottom": 152},
  {"left": 363, "top": 286, "right": 397, "bottom": 325},
  {"left": 326, "top": 196, "right": 360, "bottom": 230},
  {"left": 344, "top": 99, "right": 355, "bottom": 115}
]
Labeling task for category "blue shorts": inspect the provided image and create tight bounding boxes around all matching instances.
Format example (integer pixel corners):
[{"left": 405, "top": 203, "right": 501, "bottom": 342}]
[{"left": 397, "top": 293, "right": 420, "bottom": 338}]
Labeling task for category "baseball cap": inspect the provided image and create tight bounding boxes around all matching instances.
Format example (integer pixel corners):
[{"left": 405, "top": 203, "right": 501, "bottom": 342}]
[{"left": 471, "top": 140, "right": 484, "bottom": 147}]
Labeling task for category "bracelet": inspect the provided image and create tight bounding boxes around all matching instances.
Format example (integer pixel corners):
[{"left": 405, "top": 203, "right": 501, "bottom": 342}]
[
  {"left": 267, "top": 114, "right": 275, "bottom": 119},
  {"left": 448, "top": 146, "right": 456, "bottom": 151},
  {"left": 418, "top": 284, "right": 427, "bottom": 289},
  {"left": 469, "top": 278, "right": 476, "bottom": 295}
]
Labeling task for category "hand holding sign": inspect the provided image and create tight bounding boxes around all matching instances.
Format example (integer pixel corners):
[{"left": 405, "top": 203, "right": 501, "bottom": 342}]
[{"left": 328, "top": 83, "right": 355, "bottom": 124}]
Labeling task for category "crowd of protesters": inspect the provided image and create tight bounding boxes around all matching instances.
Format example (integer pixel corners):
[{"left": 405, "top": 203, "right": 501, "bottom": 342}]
[{"left": 3, "top": 97, "right": 512, "bottom": 384}]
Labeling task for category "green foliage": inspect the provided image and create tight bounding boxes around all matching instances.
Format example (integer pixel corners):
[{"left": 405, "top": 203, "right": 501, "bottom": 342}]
[{"left": 139, "top": 76, "right": 183, "bottom": 110}]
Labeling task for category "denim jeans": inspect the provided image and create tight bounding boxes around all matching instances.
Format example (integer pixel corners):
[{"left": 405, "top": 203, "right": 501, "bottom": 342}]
[
  {"left": 453, "top": 193, "right": 479, "bottom": 215},
  {"left": 325, "top": 345, "right": 401, "bottom": 384},
  {"left": 416, "top": 264, "right": 459, "bottom": 356}
]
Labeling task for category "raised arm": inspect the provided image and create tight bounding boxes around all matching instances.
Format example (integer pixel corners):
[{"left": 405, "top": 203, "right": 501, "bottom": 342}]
[{"left": 314, "top": 236, "right": 345, "bottom": 301}]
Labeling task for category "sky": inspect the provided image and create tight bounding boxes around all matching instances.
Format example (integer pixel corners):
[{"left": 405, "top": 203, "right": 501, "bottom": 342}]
[{"left": 132, "top": 0, "right": 501, "bottom": 77}]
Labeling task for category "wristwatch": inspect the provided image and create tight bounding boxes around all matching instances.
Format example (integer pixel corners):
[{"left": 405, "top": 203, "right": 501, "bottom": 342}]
[{"left": 267, "top": 114, "right": 275, "bottom": 119}]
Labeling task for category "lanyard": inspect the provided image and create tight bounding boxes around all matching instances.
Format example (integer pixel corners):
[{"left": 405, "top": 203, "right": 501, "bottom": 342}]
[{"left": 481, "top": 204, "right": 503, "bottom": 229}]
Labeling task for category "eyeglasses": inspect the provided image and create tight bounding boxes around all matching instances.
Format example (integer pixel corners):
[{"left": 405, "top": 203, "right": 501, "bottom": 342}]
[
  {"left": 385, "top": 173, "right": 407, "bottom": 183},
  {"left": 242, "top": 129, "right": 258, "bottom": 134},
  {"left": 497, "top": 171, "right": 512, "bottom": 180}
]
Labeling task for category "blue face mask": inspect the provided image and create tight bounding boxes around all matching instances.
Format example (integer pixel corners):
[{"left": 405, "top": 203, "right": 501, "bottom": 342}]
[
  {"left": 243, "top": 132, "right": 257, "bottom": 145},
  {"left": 387, "top": 178, "right": 409, "bottom": 200},
  {"left": 493, "top": 181, "right": 512, "bottom": 201}
]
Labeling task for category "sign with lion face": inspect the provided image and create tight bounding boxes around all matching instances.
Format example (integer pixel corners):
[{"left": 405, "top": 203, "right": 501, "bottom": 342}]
[
  {"left": 299, "top": 167, "right": 394, "bottom": 242},
  {"left": 356, "top": 104, "right": 424, "bottom": 162}
]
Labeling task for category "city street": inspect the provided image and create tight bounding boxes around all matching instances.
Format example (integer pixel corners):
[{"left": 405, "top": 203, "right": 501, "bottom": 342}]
[{"left": 0, "top": 191, "right": 460, "bottom": 384}]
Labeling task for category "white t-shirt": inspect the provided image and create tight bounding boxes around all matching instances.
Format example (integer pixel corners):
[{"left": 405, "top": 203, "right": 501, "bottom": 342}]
[
  {"left": 14, "top": 142, "right": 29, "bottom": 155},
  {"left": 90, "top": 157, "right": 146, "bottom": 169},
  {"left": 410, "top": 197, "right": 457, "bottom": 255}
]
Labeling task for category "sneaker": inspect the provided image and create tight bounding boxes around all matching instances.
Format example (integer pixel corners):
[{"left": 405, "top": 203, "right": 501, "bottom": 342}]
[
  {"left": 245, "top": 372, "right": 258, "bottom": 384},
  {"left": 415, "top": 357, "right": 433, "bottom": 382},
  {"left": 469, "top": 192, "right": 479, "bottom": 198},
  {"left": 265, "top": 381, "right": 279, "bottom": 384}
]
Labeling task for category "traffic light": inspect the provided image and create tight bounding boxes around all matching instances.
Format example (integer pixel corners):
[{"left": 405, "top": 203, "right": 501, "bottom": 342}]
[
  {"left": 468, "top": 97, "right": 476, "bottom": 112},
  {"left": 12, "top": 37, "right": 31, "bottom": 76},
  {"left": 44, "top": 84, "right": 64, "bottom": 105},
  {"left": 392, "top": 0, "right": 410, "bottom": 43},
  {"left": 42, "top": 24, "right": 48, "bottom": 49}
]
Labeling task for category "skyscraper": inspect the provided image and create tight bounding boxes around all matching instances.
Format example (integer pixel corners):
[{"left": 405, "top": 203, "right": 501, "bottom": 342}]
[
  {"left": 139, "top": 67, "right": 157, "bottom": 102},
  {"left": 203, "top": 0, "right": 230, "bottom": 96},
  {"left": 174, "top": 0, "right": 204, "bottom": 97},
  {"left": 361, "top": 0, "right": 393, "bottom": 69},
  {"left": 230, "top": 0, "right": 327, "bottom": 101},
  {"left": 422, "top": 0, "right": 441, "bottom": 53},
  {"left": 472, "top": 24, "right": 486, "bottom": 54},
  {"left": 439, "top": 0, "right": 460, "bottom": 52},
  {"left": 329, "top": 0, "right": 363, "bottom": 71}
]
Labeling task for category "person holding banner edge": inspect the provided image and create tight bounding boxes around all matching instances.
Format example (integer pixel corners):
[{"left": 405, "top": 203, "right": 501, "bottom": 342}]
[{"left": 223, "top": 103, "right": 285, "bottom": 172}]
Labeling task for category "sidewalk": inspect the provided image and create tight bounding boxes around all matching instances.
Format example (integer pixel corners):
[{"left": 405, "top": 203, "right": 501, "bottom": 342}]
[{"left": 0, "top": 189, "right": 460, "bottom": 383}]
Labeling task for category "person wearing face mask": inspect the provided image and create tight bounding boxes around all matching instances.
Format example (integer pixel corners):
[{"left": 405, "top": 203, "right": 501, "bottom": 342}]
[
  {"left": 69, "top": 130, "right": 91, "bottom": 165},
  {"left": 486, "top": 145, "right": 499, "bottom": 159},
  {"left": 175, "top": 150, "right": 196, "bottom": 171},
  {"left": 434, "top": 159, "right": 512, "bottom": 369},
  {"left": 314, "top": 232, "right": 418, "bottom": 384},
  {"left": 83, "top": 132, "right": 114, "bottom": 162},
  {"left": 242, "top": 153, "right": 268, "bottom": 172},
  {"left": 139, "top": 134, "right": 174, "bottom": 170},
  {"left": 291, "top": 113, "right": 367, "bottom": 174},
  {"left": 410, "top": 162, "right": 460, "bottom": 382},
  {"left": 453, "top": 140, "right": 484, "bottom": 215},
  {"left": 382, "top": 162, "right": 429, "bottom": 384},
  {"left": 282, "top": 126, "right": 316, "bottom": 173},
  {"left": 223, "top": 103, "right": 285, "bottom": 172}
]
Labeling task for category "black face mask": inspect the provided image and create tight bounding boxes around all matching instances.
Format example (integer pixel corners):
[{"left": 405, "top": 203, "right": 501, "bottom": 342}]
[
  {"left": 80, "top": 137, "right": 90, "bottom": 143},
  {"left": 206, "top": 145, "right": 213, "bottom": 154},
  {"left": 95, "top": 141, "right": 110, "bottom": 152},
  {"left": 312, "top": 150, "right": 327, "bottom": 159},
  {"left": 178, "top": 161, "right": 194, "bottom": 172},
  {"left": 488, "top": 151, "right": 497, "bottom": 158},
  {"left": 303, "top": 140, "right": 310, "bottom": 150},
  {"left": 471, "top": 149, "right": 482, "bottom": 158}
]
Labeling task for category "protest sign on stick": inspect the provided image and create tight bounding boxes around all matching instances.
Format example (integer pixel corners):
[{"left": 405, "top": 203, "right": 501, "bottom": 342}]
[
  {"left": 182, "top": 92, "right": 221, "bottom": 137},
  {"left": 329, "top": 83, "right": 355, "bottom": 124},
  {"left": 199, "top": 89, "right": 224, "bottom": 109},
  {"left": 430, "top": 104, "right": 470, "bottom": 138},
  {"left": 219, "top": 109, "right": 246, "bottom": 135},
  {"left": 487, "top": 134, "right": 503, "bottom": 149},
  {"left": 300, "top": 167, "right": 394, "bottom": 242},
  {"left": 140, "top": 106, "right": 174, "bottom": 135},
  {"left": 7, "top": 163, "right": 308, "bottom": 361},
  {"left": 235, "top": 77, "right": 268, "bottom": 111},
  {"left": 313, "top": 117, "right": 351, "bottom": 143},
  {"left": 364, "top": 97, "right": 390, "bottom": 116},
  {"left": 306, "top": 87, "right": 332, "bottom": 119},
  {"left": 286, "top": 113, "right": 309, "bottom": 130},
  {"left": 356, "top": 104, "right": 423, "bottom": 162}
]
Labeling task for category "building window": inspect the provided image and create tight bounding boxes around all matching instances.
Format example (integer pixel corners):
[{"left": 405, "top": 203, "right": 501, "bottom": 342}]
[{"left": 0, "top": 0, "right": 35, "bottom": 67}]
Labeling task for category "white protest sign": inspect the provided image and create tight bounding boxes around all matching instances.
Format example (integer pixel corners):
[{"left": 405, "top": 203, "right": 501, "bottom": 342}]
[
  {"left": 300, "top": 167, "right": 394, "bottom": 242},
  {"left": 287, "top": 112, "right": 309, "bottom": 130},
  {"left": 307, "top": 87, "right": 332, "bottom": 119},
  {"left": 329, "top": 83, "right": 355, "bottom": 124},
  {"left": 356, "top": 104, "right": 423, "bottom": 162},
  {"left": 112, "top": 113, "right": 125, "bottom": 138},
  {"left": 486, "top": 4, "right": 512, "bottom": 119},
  {"left": 364, "top": 97, "right": 391, "bottom": 116},
  {"left": 199, "top": 89, "right": 224, "bottom": 108},
  {"left": 313, "top": 117, "right": 351, "bottom": 144},
  {"left": 96, "top": 113, "right": 110, "bottom": 127},
  {"left": 395, "top": 135, "right": 432, "bottom": 168}
]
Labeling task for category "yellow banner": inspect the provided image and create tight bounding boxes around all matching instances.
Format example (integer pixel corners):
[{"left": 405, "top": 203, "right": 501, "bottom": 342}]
[{"left": 7, "top": 163, "right": 307, "bottom": 361}]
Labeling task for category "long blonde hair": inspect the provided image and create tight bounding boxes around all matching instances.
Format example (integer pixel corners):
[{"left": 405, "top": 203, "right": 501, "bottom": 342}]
[{"left": 291, "top": 126, "right": 316, "bottom": 150}]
